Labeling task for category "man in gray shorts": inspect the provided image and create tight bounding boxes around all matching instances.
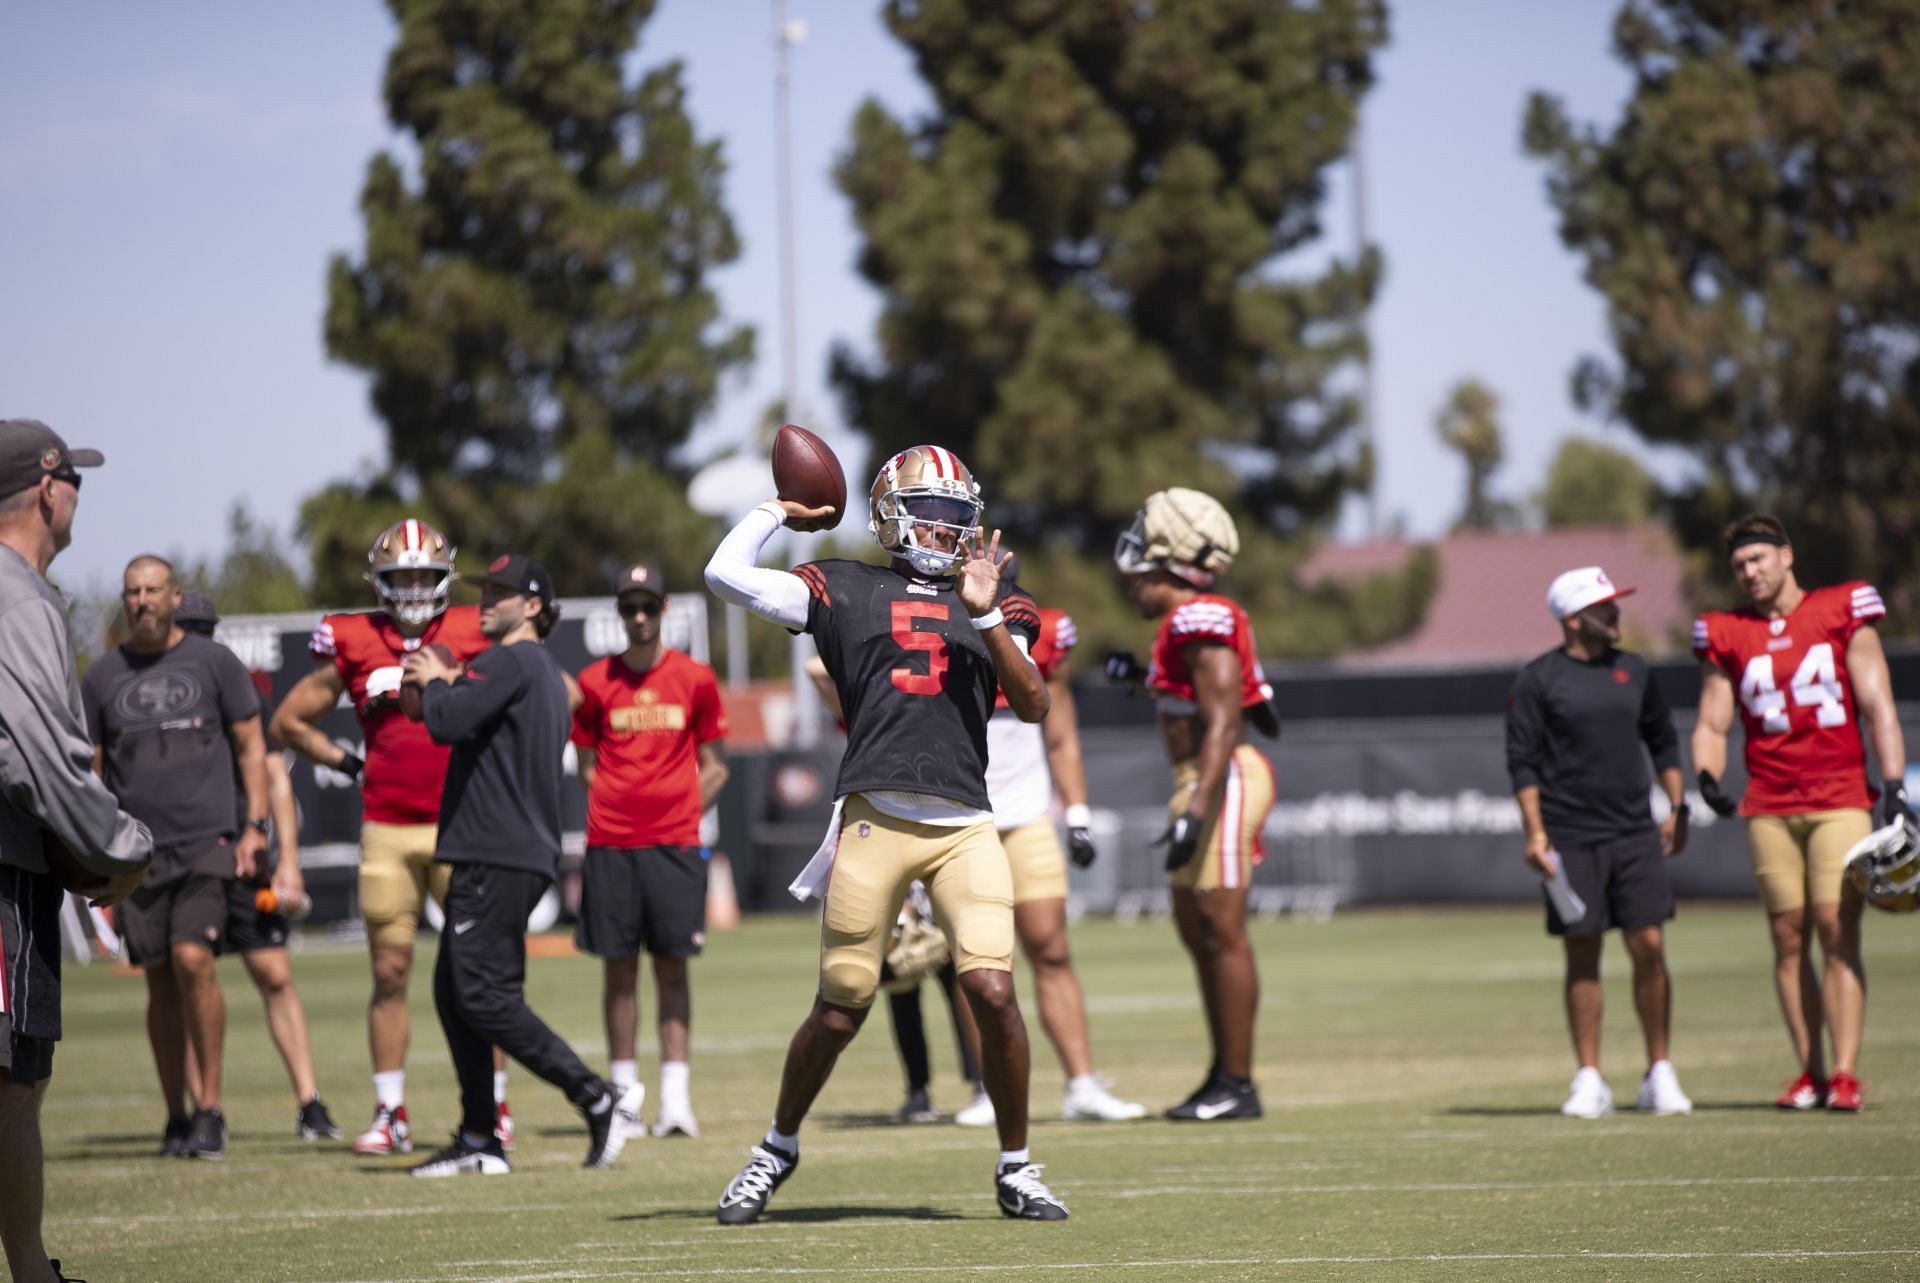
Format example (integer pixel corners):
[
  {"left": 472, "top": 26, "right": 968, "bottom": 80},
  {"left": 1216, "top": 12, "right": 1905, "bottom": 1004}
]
[{"left": 82, "top": 557, "right": 269, "bottom": 1160}]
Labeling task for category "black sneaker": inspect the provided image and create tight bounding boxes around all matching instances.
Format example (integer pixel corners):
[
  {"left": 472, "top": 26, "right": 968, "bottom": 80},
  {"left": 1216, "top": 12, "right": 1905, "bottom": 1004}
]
[
  {"left": 896, "top": 1088, "right": 939, "bottom": 1124},
  {"left": 583, "top": 1083, "right": 646, "bottom": 1169},
  {"left": 51, "top": 1260, "right": 85, "bottom": 1282},
  {"left": 410, "top": 1133, "right": 510, "bottom": 1178},
  {"left": 716, "top": 1142, "right": 798, "bottom": 1225},
  {"left": 185, "top": 1109, "right": 228, "bottom": 1160},
  {"left": 996, "top": 1161, "right": 1070, "bottom": 1220},
  {"left": 297, "top": 1097, "right": 342, "bottom": 1141},
  {"left": 160, "top": 1116, "right": 192, "bottom": 1157},
  {"left": 1165, "top": 1076, "right": 1262, "bottom": 1122}
]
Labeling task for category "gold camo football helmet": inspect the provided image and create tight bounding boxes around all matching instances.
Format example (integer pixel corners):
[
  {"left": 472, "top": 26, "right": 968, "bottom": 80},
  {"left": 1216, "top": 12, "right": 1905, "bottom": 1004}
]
[
  {"left": 1845, "top": 819, "right": 1920, "bottom": 913},
  {"left": 868, "top": 445, "right": 984, "bottom": 577},
  {"left": 365, "top": 518, "right": 456, "bottom": 628},
  {"left": 1114, "top": 487, "right": 1239, "bottom": 586}
]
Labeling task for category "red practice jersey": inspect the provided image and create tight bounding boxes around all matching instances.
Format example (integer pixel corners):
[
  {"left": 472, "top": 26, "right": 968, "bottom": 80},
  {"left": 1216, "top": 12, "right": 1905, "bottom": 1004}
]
[
  {"left": 572, "top": 649, "right": 729, "bottom": 848},
  {"left": 1149, "top": 593, "right": 1271, "bottom": 711},
  {"left": 993, "top": 606, "right": 1075, "bottom": 711},
  {"left": 310, "top": 605, "right": 489, "bottom": 825},
  {"left": 1693, "top": 582, "right": 1886, "bottom": 815}
]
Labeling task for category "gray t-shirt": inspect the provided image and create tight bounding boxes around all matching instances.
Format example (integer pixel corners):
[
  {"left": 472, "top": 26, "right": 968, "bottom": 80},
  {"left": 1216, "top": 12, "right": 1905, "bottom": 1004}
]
[{"left": 82, "top": 632, "right": 259, "bottom": 861}]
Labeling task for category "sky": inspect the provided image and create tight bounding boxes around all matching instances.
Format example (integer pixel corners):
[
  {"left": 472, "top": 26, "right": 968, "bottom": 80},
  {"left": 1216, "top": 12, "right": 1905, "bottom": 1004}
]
[{"left": 1, "top": 1, "right": 1658, "bottom": 596}]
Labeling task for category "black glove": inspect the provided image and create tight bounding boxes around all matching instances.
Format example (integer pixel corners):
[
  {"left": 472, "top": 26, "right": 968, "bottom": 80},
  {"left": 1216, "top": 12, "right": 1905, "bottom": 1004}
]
[
  {"left": 1156, "top": 814, "right": 1201, "bottom": 871},
  {"left": 336, "top": 750, "right": 366, "bottom": 783},
  {"left": 1067, "top": 826, "right": 1097, "bottom": 869},
  {"left": 1697, "top": 769, "right": 1737, "bottom": 818},
  {"left": 1877, "top": 778, "right": 1911, "bottom": 828},
  {"left": 1104, "top": 650, "right": 1146, "bottom": 686}
]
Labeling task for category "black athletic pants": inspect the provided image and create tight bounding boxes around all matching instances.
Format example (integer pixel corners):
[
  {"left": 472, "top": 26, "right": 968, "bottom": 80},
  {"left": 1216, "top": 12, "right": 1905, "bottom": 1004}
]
[
  {"left": 434, "top": 862, "right": 607, "bottom": 1138},
  {"left": 887, "top": 960, "right": 979, "bottom": 1092}
]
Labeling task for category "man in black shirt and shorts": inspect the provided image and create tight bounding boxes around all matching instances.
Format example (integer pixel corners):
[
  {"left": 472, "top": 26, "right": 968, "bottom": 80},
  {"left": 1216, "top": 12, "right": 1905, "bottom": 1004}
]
[
  {"left": 1506, "top": 565, "right": 1693, "bottom": 1119},
  {"left": 400, "top": 554, "right": 643, "bottom": 1176},
  {"left": 704, "top": 444, "right": 1069, "bottom": 1223},
  {"left": 83, "top": 556, "right": 270, "bottom": 1160}
]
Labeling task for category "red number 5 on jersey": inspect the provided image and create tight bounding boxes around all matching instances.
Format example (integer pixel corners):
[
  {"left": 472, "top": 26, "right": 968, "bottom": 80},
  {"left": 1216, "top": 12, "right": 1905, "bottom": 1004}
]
[{"left": 890, "top": 600, "right": 950, "bottom": 696}]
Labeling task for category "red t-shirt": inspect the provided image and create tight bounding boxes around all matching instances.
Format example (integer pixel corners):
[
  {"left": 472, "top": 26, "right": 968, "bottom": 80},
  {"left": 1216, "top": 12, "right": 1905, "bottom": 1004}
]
[
  {"left": 572, "top": 649, "right": 729, "bottom": 848},
  {"left": 1693, "top": 581, "right": 1886, "bottom": 815},
  {"left": 1148, "top": 593, "right": 1271, "bottom": 710},
  {"left": 992, "top": 606, "right": 1074, "bottom": 711},
  {"left": 309, "top": 605, "right": 489, "bottom": 825}
]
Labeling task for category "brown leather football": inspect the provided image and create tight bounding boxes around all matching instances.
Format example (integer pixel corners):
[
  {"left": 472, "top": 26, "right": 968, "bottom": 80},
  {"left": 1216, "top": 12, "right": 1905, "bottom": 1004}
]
[
  {"left": 44, "top": 830, "right": 112, "bottom": 897},
  {"left": 400, "top": 642, "right": 460, "bottom": 721},
  {"left": 772, "top": 423, "right": 847, "bottom": 528}
]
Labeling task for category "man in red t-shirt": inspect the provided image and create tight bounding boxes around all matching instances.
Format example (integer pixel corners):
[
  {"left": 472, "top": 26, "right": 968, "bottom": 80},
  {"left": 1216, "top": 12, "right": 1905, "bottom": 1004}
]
[
  {"left": 572, "top": 563, "right": 729, "bottom": 1139},
  {"left": 1691, "top": 514, "right": 1907, "bottom": 1112},
  {"left": 271, "top": 519, "right": 503, "bottom": 1155}
]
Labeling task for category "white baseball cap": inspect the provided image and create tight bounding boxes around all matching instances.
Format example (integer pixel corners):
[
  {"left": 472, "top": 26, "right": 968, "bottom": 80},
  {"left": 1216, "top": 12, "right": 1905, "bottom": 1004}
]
[{"left": 1547, "top": 565, "right": 1636, "bottom": 621}]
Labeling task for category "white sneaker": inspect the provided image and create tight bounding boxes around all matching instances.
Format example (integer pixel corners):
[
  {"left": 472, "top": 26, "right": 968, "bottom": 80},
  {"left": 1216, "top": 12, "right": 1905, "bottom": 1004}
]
[
  {"left": 1635, "top": 1061, "right": 1693, "bottom": 1116},
  {"left": 954, "top": 1087, "right": 996, "bottom": 1128},
  {"left": 1560, "top": 1067, "right": 1613, "bottom": 1118},
  {"left": 653, "top": 1104, "right": 700, "bottom": 1138},
  {"left": 1062, "top": 1077, "right": 1147, "bottom": 1122}
]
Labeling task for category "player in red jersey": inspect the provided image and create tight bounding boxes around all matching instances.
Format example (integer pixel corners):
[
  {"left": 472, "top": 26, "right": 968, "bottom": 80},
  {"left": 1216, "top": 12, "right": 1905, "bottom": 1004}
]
[
  {"left": 1111, "top": 488, "right": 1278, "bottom": 1122},
  {"left": 1690, "top": 514, "right": 1907, "bottom": 1112},
  {"left": 572, "top": 562, "right": 729, "bottom": 1140},
  {"left": 271, "top": 519, "right": 511, "bottom": 1153}
]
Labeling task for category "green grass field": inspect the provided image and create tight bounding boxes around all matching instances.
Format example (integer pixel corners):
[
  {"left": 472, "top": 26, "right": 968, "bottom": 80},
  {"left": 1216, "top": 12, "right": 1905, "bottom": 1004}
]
[{"left": 38, "top": 905, "right": 1920, "bottom": 1282}]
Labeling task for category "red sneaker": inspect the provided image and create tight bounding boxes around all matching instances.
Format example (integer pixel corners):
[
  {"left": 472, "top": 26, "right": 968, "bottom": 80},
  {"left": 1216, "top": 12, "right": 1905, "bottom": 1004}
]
[
  {"left": 495, "top": 1100, "right": 516, "bottom": 1152},
  {"left": 1826, "top": 1072, "right": 1863, "bottom": 1112},
  {"left": 353, "top": 1103, "right": 413, "bottom": 1155},
  {"left": 1774, "top": 1073, "right": 1825, "bottom": 1110}
]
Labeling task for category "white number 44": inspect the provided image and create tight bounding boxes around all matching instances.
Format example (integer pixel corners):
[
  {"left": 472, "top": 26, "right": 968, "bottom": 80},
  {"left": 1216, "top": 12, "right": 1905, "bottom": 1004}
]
[{"left": 1740, "top": 642, "right": 1847, "bottom": 735}]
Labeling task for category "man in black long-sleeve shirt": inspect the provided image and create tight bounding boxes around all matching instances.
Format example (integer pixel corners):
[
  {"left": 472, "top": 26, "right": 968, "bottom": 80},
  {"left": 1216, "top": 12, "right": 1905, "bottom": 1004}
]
[
  {"left": 400, "top": 554, "right": 643, "bottom": 1176},
  {"left": 1506, "top": 565, "right": 1692, "bottom": 1120}
]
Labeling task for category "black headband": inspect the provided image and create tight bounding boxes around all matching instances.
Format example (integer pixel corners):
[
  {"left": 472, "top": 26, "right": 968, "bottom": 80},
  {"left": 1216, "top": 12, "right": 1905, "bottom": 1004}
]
[{"left": 1727, "top": 531, "right": 1788, "bottom": 554}]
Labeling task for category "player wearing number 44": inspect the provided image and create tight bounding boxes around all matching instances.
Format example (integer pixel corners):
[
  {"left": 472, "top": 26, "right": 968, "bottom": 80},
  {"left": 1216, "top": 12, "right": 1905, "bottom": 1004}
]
[{"left": 1691, "top": 514, "right": 1908, "bottom": 1114}]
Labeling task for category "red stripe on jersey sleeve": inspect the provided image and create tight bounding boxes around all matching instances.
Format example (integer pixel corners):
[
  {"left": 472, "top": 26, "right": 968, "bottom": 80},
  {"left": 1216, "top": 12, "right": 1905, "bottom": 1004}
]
[{"left": 795, "top": 563, "right": 832, "bottom": 605}]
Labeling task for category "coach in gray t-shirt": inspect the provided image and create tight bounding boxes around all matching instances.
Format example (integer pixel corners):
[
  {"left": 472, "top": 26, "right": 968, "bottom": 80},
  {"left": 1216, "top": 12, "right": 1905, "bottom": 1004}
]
[{"left": 81, "top": 554, "right": 268, "bottom": 1160}]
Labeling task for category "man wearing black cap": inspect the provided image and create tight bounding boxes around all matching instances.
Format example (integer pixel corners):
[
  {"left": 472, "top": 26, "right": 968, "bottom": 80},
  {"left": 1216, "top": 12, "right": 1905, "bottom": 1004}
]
[
  {"left": 399, "top": 555, "right": 643, "bottom": 1176},
  {"left": 0, "top": 419, "right": 152, "bottom": 1283},
  {"left": 571, "top": 563, "right": 729, "bottom": 1138}
]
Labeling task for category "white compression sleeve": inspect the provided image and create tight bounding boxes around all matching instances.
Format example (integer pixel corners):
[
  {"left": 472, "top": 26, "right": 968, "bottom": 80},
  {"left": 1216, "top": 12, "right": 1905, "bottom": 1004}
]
[{"left": 704, "top": 504, "right": 812, "bottom": 630}]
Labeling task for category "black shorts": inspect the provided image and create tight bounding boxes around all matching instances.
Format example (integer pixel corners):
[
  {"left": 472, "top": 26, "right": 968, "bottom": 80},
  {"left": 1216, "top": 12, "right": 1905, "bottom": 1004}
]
[
  {"left": 1, "top": 863, "right": 63, "bottom": 1084},
  {"left": 121, "top": 872, "right": 230, "bottom": 967},
  {"left": 1547, "top": 828, "right": 1675, "bottom": 938},
  {"left": 223, "top": 880, "right": 290, "bottom": 955},
  {"left": 575, "top": 846, "right": 708, "bottom": 960}
]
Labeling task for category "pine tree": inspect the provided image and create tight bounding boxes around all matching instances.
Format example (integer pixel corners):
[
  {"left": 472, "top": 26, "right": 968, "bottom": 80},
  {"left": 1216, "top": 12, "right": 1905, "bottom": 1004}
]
[
  {"left": 1538, "top": 437, "right": 1658, "bottom": 527},
  {"left": 316, "top": 0, "right": 752, "bottom": 602},
  {"left": 1527, "top": 2, "right": 1920, "bottom": 616}
]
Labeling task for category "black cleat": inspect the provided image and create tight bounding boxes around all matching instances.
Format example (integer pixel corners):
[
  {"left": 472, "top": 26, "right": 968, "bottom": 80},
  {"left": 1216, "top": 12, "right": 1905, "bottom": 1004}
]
[
  {"left": 185, "top": 1108, "right": 228, "bottom": 1159},
  {"left": 297, "top": 1096, "right": 342, "bottom": 1140},
  {"left": 410, "top": 1133, "right": 510, "bottom": 1177},
  {"left": 896, "top": 1088, "right": 939, "bottom": 1124},
  {"left": 160, "top": 1116, "right": 192, "bottom": 1158},
  {"left": 584, "top": 1083, "right": 646, "bottom": 1169},
  {"left": 51, "top": 1260, "right": 85, "bottom": 1282},
  {"left": 717, "top": 1142, "right": 798, "bottom": 1225},
  {"left": 996, "top": 1161, "right": 1070, "bottom": 1220},
  {"left": 1165, "top": 1076, "right": 1262, "bottom": 1122}
]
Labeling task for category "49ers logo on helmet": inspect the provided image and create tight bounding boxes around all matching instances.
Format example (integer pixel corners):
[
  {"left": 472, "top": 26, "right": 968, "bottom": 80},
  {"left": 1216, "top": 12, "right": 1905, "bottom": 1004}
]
[{"left": 365, "top": 518, "right": 456, "bottom": 629}]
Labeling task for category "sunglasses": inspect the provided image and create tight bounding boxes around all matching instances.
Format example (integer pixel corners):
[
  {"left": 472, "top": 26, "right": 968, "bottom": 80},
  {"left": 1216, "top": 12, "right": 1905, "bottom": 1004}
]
[
  {"left": 50, "top": 468, "right": 81, "bottom": 491},
  {"left": 617, "top": 597, "right": 664, "bottom": 619}
]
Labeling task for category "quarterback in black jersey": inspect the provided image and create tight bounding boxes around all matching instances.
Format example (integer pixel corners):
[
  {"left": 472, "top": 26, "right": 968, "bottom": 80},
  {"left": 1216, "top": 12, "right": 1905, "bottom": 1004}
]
[{"left": 705, "top": 444, "right": 1070, "bottom": 1224}]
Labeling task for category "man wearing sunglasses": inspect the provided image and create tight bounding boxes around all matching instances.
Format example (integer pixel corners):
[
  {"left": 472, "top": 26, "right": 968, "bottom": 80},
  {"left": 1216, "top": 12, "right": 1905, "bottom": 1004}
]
[{"left": 571, "top": 564, "right": 728, "bottom": 1140}]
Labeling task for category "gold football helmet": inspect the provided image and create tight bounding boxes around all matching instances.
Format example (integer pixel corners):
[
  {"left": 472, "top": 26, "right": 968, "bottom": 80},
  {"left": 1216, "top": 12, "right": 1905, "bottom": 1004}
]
[
  {"left": 1846, "top": 819, "right": 1920, "bottom": 913},
  {"left": 365, "top": 518, "right": 456, "bottom": 627},
  {"left": 1114, "top": 487, "right": 1239, "bottom": 586},
  {"left": 868, "top": 445, "right": 983, "bottom": 577}
]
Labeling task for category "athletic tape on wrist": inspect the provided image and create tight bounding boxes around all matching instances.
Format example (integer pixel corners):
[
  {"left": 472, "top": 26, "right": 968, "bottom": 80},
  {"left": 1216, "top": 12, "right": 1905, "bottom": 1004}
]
[
  {"left": 969, "top": 607, "right": 1004, "bottom": 631},
  {"left": 1064, "top": 804, "right": 1092, "bottom": 829}
]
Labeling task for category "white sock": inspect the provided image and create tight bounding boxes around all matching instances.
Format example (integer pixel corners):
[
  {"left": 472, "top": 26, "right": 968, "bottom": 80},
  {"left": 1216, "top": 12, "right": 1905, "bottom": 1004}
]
[
  {"left": 998, "top": 1147, "right": 1031, "bottom": 1170},
  {"left": 611, "top": 1060, "right": 639, "bottom": 1092},
  {"left": 1067, "top": 1073, "right": 1101, "bottom": 1096},
  {"left": 1647, "top": 1059, "right": 1672, "bottom": 1077},
  {"left": 765, "top": 1126, "right": 798, "bottom": 1156},
  {"left": 661, "top": 1059, "right": 690, "bottom": 1110},
  {"left": 373, "top": 1071, "right": 404, "bottom": 1111},
  {"left": 493, "top": 1071, "right": 509, "bottom": 1104}
]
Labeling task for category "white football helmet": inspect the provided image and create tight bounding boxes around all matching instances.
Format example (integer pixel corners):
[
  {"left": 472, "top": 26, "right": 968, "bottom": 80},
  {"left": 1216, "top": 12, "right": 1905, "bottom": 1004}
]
[
  {"left": 869, "top": 445, "right": 983, "bottom": 577},
  {"left": 365, "top": 518, "right": 456, "bottom": 628},
  {"left": 1845, "top": 819, "right": 1920, "bottom": 913},
  {"left": 1114, "top": 487, "right": 1239, "bottom": 586}
]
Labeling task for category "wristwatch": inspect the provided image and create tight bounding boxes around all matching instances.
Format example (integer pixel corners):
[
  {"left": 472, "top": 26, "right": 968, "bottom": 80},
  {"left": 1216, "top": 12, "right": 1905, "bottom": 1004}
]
[{"left": 248, "top": 818, "right": 271, "bottom": 836}]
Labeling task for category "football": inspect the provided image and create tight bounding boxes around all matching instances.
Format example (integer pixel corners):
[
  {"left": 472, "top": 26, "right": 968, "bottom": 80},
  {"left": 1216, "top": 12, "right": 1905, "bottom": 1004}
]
[
  {"left": 772, "top": 423, "right": 846, "bottom": 528},
  {"left": 44, "top": 829, "right": 113, "bottom": 898},
  {"left": 399, "top": 642, "right": 460, "bottom": 722}
]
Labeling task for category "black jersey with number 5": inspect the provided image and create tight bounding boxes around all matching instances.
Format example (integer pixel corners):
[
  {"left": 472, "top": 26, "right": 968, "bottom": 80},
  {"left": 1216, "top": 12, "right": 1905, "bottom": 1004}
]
[{"left": 795, "top": 560, "right": 1040, "bottom": 809}]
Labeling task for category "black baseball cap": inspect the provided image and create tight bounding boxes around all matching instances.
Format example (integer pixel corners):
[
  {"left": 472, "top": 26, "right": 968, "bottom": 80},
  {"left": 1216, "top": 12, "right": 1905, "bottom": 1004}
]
[
  {"left": 0, "top": 419, "right": 104, "bottom": 496},
  {"left": 177, "top": 590, "right": 220, "bottom": 630},
  {"left": 475, "top": 553, "right": 554, "bottom": 603},
  {"left": 614, "top": 563, "right": 666, "bottom": 600}
]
